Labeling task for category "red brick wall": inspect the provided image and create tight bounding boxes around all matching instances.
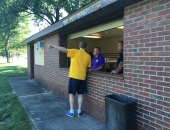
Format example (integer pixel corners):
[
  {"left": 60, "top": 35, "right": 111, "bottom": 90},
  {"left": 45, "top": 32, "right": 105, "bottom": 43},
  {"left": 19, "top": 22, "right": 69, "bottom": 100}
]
[
  {"left": 124, "top": 0, "right": 170, "bottom": 129},
  {"left": 28, "top": 0, "right": 170, "bottom": 129},
  {"left": 33, "top": 34, "right": 69, "bottom": 100}
]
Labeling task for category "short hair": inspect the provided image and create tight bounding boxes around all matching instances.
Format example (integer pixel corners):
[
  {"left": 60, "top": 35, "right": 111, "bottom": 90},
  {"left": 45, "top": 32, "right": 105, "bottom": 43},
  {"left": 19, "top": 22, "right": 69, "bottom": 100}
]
[
  {"left": 118, "top": 41, "right": 123, "bottom": 46},
  {"left": 79, "top": 41, "right": 87, "bottom": 48},
  {"left": 95, "top": 47, "right": 101, "bottom": 52}
]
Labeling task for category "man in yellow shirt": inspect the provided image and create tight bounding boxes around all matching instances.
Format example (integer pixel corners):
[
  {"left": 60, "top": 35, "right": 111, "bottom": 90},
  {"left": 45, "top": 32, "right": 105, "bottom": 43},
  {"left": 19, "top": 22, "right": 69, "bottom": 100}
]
[{"left": 48, "top": 41, "right": 91, "bottom": 117}]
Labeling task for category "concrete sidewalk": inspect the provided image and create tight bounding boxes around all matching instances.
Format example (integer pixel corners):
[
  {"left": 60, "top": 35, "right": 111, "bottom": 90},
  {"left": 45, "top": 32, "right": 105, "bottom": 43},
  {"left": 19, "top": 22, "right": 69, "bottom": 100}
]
[{"left": 8, "top": 76, "right": 105, "bottom": 130}]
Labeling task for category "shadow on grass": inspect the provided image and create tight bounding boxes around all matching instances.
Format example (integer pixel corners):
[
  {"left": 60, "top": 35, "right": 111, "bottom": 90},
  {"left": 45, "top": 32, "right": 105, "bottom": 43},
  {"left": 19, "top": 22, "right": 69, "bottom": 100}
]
[
  {"left": 0, "top": 66, "right": 27, "bottom": 77},
  {"left": 0, "top": 64, "right": 27, "bottom": 94}
]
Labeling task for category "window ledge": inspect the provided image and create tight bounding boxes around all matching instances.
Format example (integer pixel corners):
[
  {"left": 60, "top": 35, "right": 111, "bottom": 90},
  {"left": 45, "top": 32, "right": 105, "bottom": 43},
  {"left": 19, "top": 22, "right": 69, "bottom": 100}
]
[
  {"left": 59, "top": 67, "right": 123, "bottom": 79},
  {"left": 87, "top": 71, "right": 123, "bottom": 79}
]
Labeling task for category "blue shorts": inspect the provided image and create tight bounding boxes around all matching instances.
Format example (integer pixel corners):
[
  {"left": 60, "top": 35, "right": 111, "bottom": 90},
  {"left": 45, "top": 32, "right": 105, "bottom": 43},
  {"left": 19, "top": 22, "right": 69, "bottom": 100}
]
[{"left": 68, "top": 78, "right": 87, "bottom": 95}]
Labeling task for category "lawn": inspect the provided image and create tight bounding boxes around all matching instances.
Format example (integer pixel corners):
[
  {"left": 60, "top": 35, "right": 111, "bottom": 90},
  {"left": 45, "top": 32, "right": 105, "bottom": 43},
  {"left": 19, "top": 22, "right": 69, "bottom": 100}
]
[{"left": 0, "top": 63, "right": 35, "bottom": 130}]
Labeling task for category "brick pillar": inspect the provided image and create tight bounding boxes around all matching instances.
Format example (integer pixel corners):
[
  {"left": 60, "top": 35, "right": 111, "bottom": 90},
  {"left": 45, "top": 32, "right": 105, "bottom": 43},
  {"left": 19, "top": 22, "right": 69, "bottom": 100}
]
[{"left": 124, "top": 0, "right": 170, "bottom": 129}]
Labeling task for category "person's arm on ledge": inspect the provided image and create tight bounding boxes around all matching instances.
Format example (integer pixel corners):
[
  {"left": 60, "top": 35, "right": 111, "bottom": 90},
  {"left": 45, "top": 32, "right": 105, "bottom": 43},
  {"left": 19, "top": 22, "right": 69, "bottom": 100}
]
[
  {"left": 89, "top": 66, "right": 103, "bottom": 71},
  {"left": 48, "top": 44, "right": 68, "bottom": 53},
  {"left": 95, "top": 66, "right": 104, "bottom": 71},
  {"left": 111, "top": 61, "right": 123, "bottom": 74}
]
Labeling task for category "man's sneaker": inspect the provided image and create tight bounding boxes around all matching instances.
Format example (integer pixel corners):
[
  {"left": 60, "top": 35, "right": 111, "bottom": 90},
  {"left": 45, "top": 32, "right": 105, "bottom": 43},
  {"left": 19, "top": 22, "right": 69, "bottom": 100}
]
[
  {"left": 66, "top": 110, "right": 74, "bottom": 117},
  {"left": 77, "top": 111, "right": 82, "bottom": 117}
]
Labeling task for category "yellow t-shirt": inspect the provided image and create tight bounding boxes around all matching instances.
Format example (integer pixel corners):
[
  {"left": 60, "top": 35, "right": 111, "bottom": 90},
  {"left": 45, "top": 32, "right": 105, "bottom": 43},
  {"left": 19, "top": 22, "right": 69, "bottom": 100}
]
[{"left": 67, "top": 49, "right": 91, "bottom": 80}]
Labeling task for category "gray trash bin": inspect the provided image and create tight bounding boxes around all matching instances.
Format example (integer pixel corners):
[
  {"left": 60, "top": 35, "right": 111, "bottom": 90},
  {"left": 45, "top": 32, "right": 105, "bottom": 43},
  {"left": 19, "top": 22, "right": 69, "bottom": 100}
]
[{"left": 105, "top": 94, "right": 136, "bottom": 130}]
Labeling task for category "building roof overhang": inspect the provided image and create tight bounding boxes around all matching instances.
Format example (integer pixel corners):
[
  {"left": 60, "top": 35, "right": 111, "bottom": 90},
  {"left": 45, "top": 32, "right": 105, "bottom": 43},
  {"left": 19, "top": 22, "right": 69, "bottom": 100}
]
[{"left": 21, "top": 0, "right": 143, "bottom": 45}]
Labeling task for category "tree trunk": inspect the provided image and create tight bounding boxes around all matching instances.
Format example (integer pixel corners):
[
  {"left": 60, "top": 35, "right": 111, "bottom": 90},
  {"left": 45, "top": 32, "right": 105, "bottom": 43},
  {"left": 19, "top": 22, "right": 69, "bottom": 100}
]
[
  {"left": 5, "top": 49, "right": 10, "bottom": 63},
  {"left": 54, "top": 9, "right": 59, "bottom": 24},
  {"left": 5, "top": 36, "right": 10, "bottom": 63}
]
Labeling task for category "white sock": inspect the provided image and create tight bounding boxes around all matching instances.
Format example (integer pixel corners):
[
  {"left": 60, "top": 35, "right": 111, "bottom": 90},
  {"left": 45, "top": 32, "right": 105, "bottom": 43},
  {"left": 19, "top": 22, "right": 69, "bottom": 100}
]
[
  {"left": 70, "top": 109, "right": 74, "bottom": 113},
  {"left": 77, "top": 109, "right": 81, "bottom": 113}
]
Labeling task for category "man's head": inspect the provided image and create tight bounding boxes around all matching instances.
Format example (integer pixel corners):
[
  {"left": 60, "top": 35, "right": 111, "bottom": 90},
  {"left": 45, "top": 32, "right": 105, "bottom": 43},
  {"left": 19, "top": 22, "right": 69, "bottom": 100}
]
[
  {"left": 79, "top": 41, "right": 87, "bottom": 49},
  {"left": 93, "top": 47, "right": 101, "bottom": 56},
  {"left": 117, "top": 41, "right": 123, "bottom": 51}
]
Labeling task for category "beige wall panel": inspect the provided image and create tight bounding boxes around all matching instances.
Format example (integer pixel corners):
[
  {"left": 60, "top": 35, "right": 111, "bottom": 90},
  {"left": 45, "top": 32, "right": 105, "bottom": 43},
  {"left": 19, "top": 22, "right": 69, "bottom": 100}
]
[{"left": 34, "top": 43, "right": 44, "bottom": 66}]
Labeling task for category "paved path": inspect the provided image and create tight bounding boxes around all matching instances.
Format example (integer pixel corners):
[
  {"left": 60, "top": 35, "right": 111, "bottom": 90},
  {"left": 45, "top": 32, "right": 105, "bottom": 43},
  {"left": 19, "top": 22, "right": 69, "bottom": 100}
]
[{"left": 8, "top": 76, "right": 105, "bottom": 130}]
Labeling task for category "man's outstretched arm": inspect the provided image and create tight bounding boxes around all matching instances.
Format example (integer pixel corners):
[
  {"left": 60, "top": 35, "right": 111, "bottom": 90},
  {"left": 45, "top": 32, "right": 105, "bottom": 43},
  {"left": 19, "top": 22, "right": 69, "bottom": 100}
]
[{"left": 48, "top": 44, "right": 68, "bottom": 53}]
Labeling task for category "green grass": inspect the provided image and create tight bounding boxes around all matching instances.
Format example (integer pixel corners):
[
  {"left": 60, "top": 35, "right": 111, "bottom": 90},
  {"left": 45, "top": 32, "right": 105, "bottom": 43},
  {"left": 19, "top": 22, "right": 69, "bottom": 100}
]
[{"left": 0, "top": 63, "right": 34, "bottom": 130}]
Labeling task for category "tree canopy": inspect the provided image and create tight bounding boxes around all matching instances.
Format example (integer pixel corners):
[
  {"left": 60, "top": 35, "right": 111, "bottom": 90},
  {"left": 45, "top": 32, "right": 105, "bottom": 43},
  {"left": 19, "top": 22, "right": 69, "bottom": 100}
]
[
  {"left": 0, "top": 0, "right": 95, "bottom": 62},
  {"left": 4, "top": 0, "right": 95, "bottom": 25},
  {"left": 0, "top": 0, "right": 30, "bottom": 62}
]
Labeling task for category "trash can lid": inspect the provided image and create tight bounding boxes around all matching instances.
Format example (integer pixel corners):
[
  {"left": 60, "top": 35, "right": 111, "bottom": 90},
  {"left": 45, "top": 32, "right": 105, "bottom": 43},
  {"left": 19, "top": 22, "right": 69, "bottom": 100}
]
[{"left": 105, "top": 94, "right": 136, "bottom": 105}]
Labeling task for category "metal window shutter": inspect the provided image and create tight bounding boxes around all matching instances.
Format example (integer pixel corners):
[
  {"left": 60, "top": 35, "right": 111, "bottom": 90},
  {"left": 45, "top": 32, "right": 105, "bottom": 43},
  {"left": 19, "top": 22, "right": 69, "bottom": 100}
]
[{"left": 68, "top": 19, "right": 123, "bottom": 40}]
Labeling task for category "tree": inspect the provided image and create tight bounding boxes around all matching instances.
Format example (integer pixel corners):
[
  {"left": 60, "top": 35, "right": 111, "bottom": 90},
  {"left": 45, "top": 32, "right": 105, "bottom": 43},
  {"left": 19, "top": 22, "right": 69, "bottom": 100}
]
[
  {"left": 8, "top": 17, "right": 30, "bottom": 61},
  {"left": 64, "top": 0, "right": 95, "bottom": 14},
  {"left": 0, "top": 0, "right": 94, "bottom": 62},
  {"left": 0, "top": 0, "right": 30, "bottom": 62},
  {"left": 0, "top": 23, "right": 18, "bottom": 63},
  {"left": 4, "top": 0, "right": 95, "bottom": 26},
  {"left": 0, "top": 20, "right": 30, "bottom": 63},
  {"left": 0, "top": 0, "right": 19, "bottom": 62}
]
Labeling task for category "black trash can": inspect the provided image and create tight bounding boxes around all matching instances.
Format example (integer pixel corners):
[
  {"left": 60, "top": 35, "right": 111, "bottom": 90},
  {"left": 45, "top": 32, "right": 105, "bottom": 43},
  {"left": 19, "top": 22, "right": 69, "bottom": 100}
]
[{"left": 105, "top": 94, "right": 136, "bottom": 130}]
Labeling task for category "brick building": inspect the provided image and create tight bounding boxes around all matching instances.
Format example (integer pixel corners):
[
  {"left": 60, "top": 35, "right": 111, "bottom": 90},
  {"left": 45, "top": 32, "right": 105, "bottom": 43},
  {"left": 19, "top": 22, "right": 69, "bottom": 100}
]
[{"left": 22, "top": 0, "right": 170, "bottom": 129}]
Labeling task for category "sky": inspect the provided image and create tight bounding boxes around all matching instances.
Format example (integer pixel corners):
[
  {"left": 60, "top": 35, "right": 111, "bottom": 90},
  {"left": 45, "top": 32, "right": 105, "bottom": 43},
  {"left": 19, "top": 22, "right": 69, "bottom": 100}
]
[{"left": 28, "top": 9, "right": 68, "bottom": 36}]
